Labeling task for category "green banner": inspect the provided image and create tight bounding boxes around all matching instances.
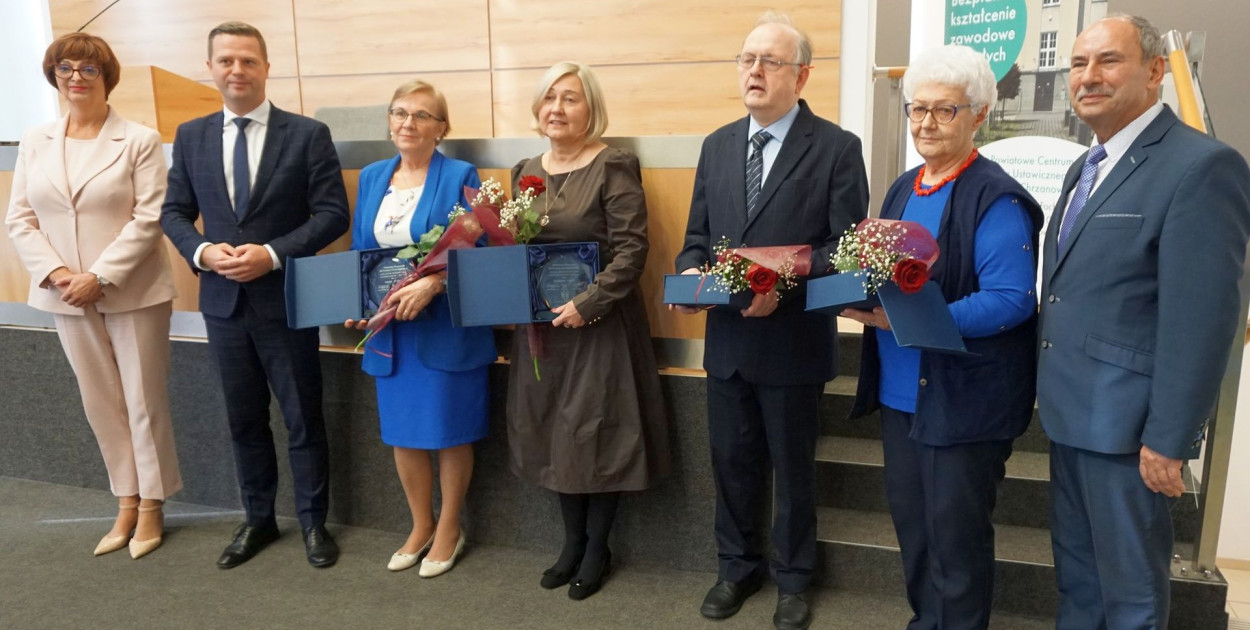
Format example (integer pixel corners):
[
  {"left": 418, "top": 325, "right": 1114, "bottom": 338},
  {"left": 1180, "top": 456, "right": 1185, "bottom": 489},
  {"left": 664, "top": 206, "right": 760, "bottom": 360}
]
[{"left": 945, "top": 0, "right": 1027, "bottom": 81}]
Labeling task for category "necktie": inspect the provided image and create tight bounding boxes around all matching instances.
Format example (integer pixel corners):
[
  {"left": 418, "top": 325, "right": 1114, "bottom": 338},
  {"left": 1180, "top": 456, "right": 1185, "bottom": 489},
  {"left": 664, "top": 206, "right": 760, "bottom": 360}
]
[
  {"left": 745, "top": 130, "right": 773, "bottom": 221},
  {"left": 1057, "top": 144, "right": 1108, "bottom": 247},
  {"left": 233, "top": 117, "right": 252, "bottom": 218}
]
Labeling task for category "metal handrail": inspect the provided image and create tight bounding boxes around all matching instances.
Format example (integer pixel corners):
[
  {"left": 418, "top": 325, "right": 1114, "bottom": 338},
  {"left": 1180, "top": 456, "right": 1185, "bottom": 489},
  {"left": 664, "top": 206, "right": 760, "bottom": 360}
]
[{"left": 1164, "top": 29, "right": 1236, "bottom": 579}]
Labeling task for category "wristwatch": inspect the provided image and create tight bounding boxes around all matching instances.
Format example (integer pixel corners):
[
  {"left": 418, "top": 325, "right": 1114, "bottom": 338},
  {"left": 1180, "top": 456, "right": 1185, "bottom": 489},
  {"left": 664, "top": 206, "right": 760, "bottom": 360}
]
[{"left": 95, "top": 274, "right": 111, "bottom": 288}]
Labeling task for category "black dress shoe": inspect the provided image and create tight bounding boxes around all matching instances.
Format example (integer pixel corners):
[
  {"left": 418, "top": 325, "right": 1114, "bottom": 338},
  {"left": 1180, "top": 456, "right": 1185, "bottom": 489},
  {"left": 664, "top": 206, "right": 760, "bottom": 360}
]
[
  {"left": 567, "top": 549, "right": 611, "bottom": 601},
  {"left": 699, "top": 574, "right": 764, "bottom": 619},
  {"left": 541, "top": 560, "right": 582, "bottom": 589},
  {"left": 303, "top": 525, "right": 339, "bottom": 568},
  {"left": 774, "top": 592, "right": 812, "bottom": 630},
  {"left": 217, "top": 523, "right": 280, "bottom": 569}
]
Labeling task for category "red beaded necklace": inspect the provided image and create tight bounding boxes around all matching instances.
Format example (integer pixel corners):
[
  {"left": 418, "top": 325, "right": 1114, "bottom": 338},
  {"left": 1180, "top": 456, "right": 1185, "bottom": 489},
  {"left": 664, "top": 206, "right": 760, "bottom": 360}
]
[{"left": 913, "top": 149, "right": 979, "bottom": 197}]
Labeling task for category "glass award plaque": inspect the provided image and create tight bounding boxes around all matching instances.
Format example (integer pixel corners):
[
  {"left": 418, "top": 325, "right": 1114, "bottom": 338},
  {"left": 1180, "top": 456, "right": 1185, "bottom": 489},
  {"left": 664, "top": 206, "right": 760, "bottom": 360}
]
[
  {"left": 529, "top": 244, "right": 597, "bottom": 321},
  {"left": 362, "top": 252, "right": 413, "bottom": 318}
]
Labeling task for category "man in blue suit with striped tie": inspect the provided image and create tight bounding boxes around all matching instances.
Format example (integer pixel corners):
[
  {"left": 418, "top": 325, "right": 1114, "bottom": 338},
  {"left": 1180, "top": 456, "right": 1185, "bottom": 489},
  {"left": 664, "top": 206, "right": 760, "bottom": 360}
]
[
  {"left": 1037, "top": 15, "right": 1250, "bottom": 628},
  {"left": 161, "top": 21, "right": 349, "bottom": 570}
]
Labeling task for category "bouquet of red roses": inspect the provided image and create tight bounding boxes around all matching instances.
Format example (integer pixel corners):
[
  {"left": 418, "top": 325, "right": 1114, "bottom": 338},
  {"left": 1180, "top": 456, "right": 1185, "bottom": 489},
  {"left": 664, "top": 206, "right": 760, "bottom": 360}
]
[
  {"left": 830, "top": 218, "right": 938, "bottom": 295},
  {"left": 703, "top": 237, "right": 812, "bottom": 299}
]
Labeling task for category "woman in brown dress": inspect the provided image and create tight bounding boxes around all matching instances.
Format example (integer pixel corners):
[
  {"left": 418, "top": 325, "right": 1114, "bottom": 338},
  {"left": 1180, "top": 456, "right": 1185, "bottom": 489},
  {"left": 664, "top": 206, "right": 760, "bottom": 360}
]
[{"left": 508, "top": 61, "right": 670, "bottom": 600}]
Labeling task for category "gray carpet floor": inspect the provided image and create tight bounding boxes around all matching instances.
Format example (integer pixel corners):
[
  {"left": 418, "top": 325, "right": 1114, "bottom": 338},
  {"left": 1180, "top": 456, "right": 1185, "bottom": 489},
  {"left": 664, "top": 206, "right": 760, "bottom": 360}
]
[{"left": 0, "top": 476, "right": 1051, "bottom": 629}]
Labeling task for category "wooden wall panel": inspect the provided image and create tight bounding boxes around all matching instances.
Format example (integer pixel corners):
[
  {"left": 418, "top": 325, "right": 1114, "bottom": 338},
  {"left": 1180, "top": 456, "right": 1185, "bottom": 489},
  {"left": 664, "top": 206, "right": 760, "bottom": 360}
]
[
  {"left": 489, "top": 1, "right": 841, "bottom": 68},
  {"left": 151, "top": 68, "right": 223, "bottom": 141},
  {"left": 301, "top": 72, "right": 495, "bottom": 139},
  {"left": 293, "top": 0, "right": 491, "bottom": 76},
  {"left": 640, "top": 169, "right": 704, "bottom": 339},
  {"left": 260, "top": 78, "right": 305, "bottom": 116},
  {"left": 493, "top": 61, "right": 840, "bottom": 137},
  {"left": 50, "top": 1, "right": 301, "bottom": 82},
  {"left": 0, "top": 173, "right": 27, "bottom": 304}
]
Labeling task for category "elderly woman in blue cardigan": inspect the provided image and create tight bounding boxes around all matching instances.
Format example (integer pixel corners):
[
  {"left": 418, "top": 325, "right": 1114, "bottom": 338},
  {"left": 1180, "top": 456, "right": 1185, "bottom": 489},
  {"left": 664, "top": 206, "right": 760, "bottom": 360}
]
[
  {"left": 347, "top": 80, "right": 494, "bottom": 577},
  {"left": 841, "top": 46, "right": 1043, "bottom": 630}
]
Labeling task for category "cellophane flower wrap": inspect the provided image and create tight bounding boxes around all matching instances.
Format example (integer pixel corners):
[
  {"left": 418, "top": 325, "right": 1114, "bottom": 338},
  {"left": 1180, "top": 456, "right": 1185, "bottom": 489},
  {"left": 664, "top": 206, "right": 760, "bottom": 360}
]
[
  {"left": 461, "top": 176, "right": 553, "bottom": 380},
  {"left": 830, "top": 218, "right": 939, "bottom": 296},
  {"left": 358, "top": 200, "right": 506, "bottom": 352},
  {"left": 701, "top": 237, "right": 813, "bottom": 300}
]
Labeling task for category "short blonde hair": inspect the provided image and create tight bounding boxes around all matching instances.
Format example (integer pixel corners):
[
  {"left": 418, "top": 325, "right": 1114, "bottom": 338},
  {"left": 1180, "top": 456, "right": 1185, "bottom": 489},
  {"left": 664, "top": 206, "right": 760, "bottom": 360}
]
[
  {"left": 390, "top": 79, "right": 451, "bottom": 143},
  {"left": 530, "top": 62, "right": 609, "bottom": 144}
]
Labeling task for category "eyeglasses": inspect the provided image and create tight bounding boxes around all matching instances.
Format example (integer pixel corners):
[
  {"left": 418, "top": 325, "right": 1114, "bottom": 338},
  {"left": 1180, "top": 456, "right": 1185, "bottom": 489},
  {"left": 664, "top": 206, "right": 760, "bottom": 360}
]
[
  {"left": 53, "top": 63, "right": 101, "bottom": 81},
  {"left": 904, "top": 103, "right": 973, "bottom": 124},
  {"left": 735, "top": 54, "right": 804, "bottom": 73},
  {"left": 388, "top": 108, "right": 444, "bottom": 124}
]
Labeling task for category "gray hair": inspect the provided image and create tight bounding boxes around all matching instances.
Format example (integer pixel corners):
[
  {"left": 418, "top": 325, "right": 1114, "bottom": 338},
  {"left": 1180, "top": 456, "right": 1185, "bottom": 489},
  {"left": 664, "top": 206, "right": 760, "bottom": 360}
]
[
  {"left": 1105, "top": 13, "right": 1165, "bottom": 60},
  {"left": 530, "top": 61, "right": 609, "bottom": 144},
  {"left": 902, "top": 44, "right": 998, "bottom": 111},
  {"left": 753, "top": 11, "right": 813, "bottom": 66}
]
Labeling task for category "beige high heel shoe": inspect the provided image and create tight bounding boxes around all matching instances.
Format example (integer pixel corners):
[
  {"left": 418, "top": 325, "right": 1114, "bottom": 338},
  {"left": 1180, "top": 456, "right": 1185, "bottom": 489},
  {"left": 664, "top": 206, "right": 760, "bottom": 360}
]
[
  {"left": 128, "top": 503, "right": 164, "bottom": 559},
  {"left": 94, "top": 500, "right": 139, "bottom": 556}
]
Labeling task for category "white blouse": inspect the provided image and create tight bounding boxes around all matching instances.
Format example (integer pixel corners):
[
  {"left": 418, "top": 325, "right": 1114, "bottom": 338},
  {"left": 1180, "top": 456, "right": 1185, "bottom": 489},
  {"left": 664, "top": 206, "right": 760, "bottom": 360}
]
[{"left": 373, "top": 185, "right": 424, "bottom": 247}]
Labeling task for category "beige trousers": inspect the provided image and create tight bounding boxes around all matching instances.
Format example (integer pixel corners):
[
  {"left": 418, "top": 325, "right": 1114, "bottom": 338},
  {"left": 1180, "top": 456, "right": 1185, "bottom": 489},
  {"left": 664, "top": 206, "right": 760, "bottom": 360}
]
[{"left": 53, "top": 301, "right": 182, "bottom": 500}]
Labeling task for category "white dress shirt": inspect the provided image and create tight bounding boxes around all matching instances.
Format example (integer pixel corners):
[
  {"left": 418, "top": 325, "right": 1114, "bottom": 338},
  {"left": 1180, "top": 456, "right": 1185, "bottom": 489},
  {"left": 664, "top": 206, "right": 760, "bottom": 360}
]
[
  {"left": 1061, "top": 101, "right": 1164, "bottom": 215},
  {"left": 194, "top": 100, "right": 282, "bottom": 271},
  {"left": 747, "top": 102, "right": 801, "bottom": 186}
]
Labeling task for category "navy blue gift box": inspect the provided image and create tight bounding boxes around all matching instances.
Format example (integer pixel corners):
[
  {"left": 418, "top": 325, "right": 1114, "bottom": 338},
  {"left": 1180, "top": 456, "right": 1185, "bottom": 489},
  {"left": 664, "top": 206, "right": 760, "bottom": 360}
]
[
  {"left": 806, "top": 272, "right": 971, "bottom": 355},
  {"left": 285, "top": 247, "right": 424, "bottom": 329},
  {"left": 661, "top": 274, "right": 754, "bottom": 310},
  {"left": 446, "top": 242, "right": 599, "bottom": 327}
]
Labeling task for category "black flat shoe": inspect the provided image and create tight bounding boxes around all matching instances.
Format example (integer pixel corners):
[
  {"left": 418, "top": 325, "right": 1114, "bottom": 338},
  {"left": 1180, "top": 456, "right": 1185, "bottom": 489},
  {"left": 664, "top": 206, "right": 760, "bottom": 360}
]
[
  {"left": 303, "top": 525, "right": 339, "bottom": 568},
  {"left": 567, "top": 550, "right": 611, "bottom": 601},
  {"left": 774, "top": 591, "right": 812, "bottom": 630},
  {"left": 217, "top": 523, "right": 280, "bottom": 569},
  {"left": 541, "top": 560, "right": 582, "bottom": 589},
  {"left": 699, "top": 573, "right": 764, "bottom": 619}
]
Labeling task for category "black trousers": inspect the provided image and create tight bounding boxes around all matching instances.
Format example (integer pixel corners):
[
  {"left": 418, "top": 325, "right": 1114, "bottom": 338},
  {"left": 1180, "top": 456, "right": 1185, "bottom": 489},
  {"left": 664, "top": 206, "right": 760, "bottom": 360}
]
[
  {"left": 707, "top": 373, "right": 822, "bottom": 594},
  {"left": 204, "top": 294, "right": 330, "bottom": 529},
  {"left": 880, "top": 406, "right": 1013, "bottom": 630}
]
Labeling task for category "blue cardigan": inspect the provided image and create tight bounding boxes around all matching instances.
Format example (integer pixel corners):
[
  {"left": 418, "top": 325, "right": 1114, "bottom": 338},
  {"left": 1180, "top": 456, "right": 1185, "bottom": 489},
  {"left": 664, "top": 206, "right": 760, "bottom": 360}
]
[
  {"left": 351, "top": 151, "right": 496, "bottom": 376},
  {"left": 850, "top": 156, "right": 1044, "bottom": 445}
]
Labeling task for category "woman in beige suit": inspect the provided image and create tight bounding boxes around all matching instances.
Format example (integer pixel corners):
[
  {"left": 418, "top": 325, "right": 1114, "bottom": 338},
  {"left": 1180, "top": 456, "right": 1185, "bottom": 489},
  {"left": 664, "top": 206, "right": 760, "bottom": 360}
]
[{"left": 5, "top": 33, "right": 181, "bottom": 559}]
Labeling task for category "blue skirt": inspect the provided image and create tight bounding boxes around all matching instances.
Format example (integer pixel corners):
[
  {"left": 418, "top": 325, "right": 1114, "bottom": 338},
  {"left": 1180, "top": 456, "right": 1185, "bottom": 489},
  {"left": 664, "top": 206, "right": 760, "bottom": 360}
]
[{"left": 374, "top": 320, "right": 489, "bottom": 450}]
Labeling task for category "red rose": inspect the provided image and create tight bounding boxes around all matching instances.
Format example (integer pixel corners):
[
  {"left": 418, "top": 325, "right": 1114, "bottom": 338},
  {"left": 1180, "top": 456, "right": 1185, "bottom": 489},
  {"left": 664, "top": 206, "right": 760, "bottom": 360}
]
[
  {"left": 518, "top": 175, "right": 546, "bottom": 196},
  {"left": 892, "top": 258, "right": 929, "bottom": 294},
  {"left": 746, "top": 263, "right": 779, "bottom": 294}
]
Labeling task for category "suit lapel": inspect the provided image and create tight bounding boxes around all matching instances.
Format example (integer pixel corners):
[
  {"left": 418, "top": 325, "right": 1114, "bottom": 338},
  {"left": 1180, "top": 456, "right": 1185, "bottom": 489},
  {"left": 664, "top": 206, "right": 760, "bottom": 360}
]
[
  {"left": 412, "top": 151, "right": 444, "bottom": 236},
  {"left": 69, "top": 107, "right": 127, "bottom": 202},
  {"left": 1052, "top": 109, "right": 1177, "bottom": 273},
  {"left": 245, "top": 104, "right": 288, "bottom": 221},
  {"left": 36, "top": 116, "right": 71, "bottom": 204},
  {"left": 744, "top": 104, "right": 813, "bottom": 233},
  {"left": 359, "top": 155, "right": 400, "bottom": 249},
  {"left": 728, "top": 118, "right": 749, "bottom": 241},
  {"left": 1043, "top": 162, "right": 1082, "bottom": 282},
  {"left": 203, "top": 111, "right": 230, "bottom": 214}
]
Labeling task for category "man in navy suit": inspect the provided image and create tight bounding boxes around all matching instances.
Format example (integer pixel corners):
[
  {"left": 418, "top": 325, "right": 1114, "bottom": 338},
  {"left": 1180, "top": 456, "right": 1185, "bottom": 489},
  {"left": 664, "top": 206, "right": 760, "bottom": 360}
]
[
  {"left": 1038, "top": 15, "right": 1250, "bottom": 627},
  {"left": 674, "top": 13, "right": 868, "bottom": 630},
  {"left": 160, "top": 21, "right": 349, "bottom": 569}
]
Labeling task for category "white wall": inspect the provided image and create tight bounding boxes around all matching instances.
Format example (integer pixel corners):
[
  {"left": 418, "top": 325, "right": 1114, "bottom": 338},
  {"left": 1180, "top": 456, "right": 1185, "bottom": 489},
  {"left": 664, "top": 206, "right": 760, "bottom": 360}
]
[
  {"left": 839, "top": 0, "right": 874, "bottom": 162},
  {"left": 0, "top": 0, "right": 56, "bottom": 141}
]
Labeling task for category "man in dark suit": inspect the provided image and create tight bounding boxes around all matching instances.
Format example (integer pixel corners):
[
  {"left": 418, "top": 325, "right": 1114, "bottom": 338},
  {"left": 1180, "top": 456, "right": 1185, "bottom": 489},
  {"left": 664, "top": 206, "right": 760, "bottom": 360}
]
[
  {"left": 1038, "top": 15, "right": 1250, "bottom": 627},
  {"left": 674, "top": 13, "right": 868, "bottom": 630},
  {"left": 160, "top": 21, "right": 349, "bottom": 569}
]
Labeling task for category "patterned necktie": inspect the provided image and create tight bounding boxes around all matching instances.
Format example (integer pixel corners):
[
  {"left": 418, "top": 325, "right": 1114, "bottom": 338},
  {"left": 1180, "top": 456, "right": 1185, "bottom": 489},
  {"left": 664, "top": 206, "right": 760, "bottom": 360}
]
[
  {"left": 745, "top": 130, "right": 773, "bottom": 221},
  {"left": 233, "top": 117, "right": 252, "bottom": 217},
  {"left": 1057, "top": 144, "right": 1108, "bottom": 247}
]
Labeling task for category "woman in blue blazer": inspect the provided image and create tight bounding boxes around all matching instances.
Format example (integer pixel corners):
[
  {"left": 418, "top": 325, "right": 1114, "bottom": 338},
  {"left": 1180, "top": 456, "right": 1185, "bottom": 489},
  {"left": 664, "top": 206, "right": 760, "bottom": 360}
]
[{"left": 347, "top": 80, "right": 495, "bottom": 577}]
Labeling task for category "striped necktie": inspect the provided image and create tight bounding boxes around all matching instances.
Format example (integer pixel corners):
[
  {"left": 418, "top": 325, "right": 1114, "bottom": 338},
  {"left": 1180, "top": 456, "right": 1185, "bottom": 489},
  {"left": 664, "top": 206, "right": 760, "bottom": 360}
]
[
  {"left": 1057, "top": 144, "right": 1108, "bottom": 246},
  {"left": 745, "top": 130, "right": 773, "bottom": 221}
]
